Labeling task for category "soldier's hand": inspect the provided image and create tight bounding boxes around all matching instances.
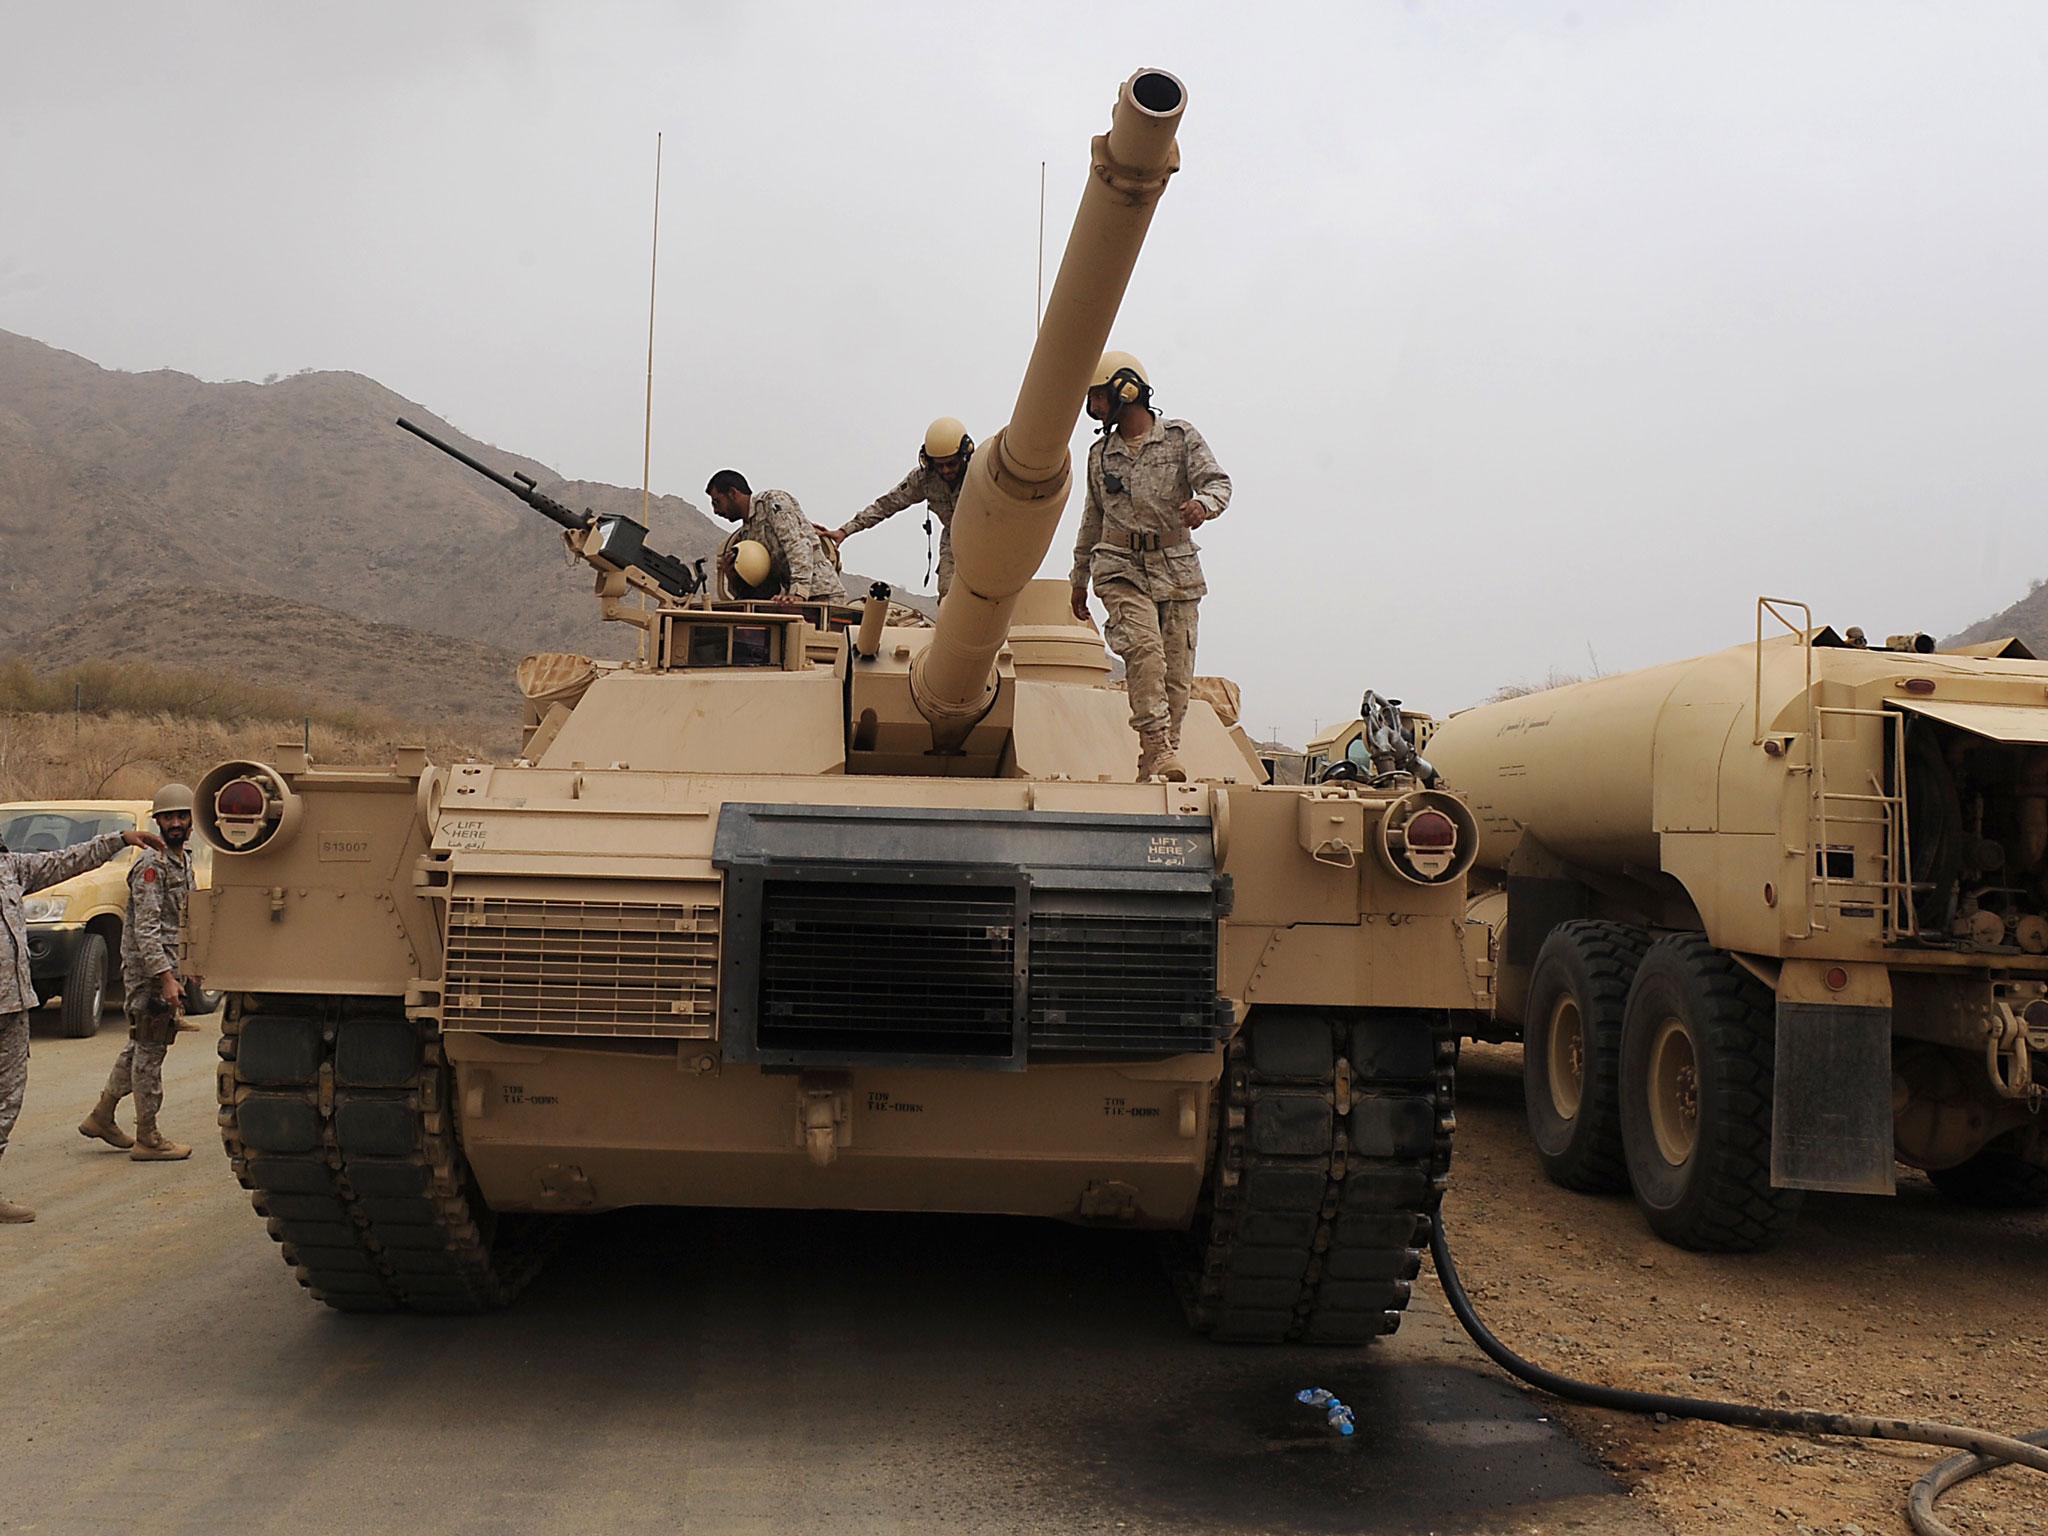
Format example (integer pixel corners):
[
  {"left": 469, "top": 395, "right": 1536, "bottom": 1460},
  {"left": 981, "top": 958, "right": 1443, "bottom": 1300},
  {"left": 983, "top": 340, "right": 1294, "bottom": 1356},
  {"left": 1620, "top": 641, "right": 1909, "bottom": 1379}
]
[
  {"left": 1070, "top": 587, "right": 1091, "bottom": 623},
  {"left": 123, "top": 829, "right": 167, "bottom": 853},
  {"left": 1179, "top": 499, "right": 1208, "bottom": 530},
  {"left": 157, "top": 972, "right": 185, "bottom": 1011},
  {"left": 815, "top": 524, "right": 846, "bottom": 546}
]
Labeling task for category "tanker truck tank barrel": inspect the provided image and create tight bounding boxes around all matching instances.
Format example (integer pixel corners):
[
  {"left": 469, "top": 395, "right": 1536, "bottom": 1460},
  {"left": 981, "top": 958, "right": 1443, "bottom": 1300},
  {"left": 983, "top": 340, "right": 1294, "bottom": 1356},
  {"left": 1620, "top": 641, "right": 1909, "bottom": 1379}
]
[{"left": 910, "top": 68, "right": 1186, "bottom": 748}]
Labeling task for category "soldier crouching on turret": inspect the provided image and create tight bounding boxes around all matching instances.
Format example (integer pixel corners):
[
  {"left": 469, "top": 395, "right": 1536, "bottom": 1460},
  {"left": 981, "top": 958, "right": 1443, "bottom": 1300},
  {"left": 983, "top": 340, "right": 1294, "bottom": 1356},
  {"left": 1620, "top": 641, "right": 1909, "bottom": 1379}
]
[
  {"left": 1069, "top": 352, "right": 1232, "bottom": 784},
  {"left": 825, "top": 417, "right": 974, "bottom": 598},
  {"left": 705, "top": 470, "right": 847, "bottom": 603},
  {"left": 78, "top": 784, "right": 197, "bottom": 1163}
]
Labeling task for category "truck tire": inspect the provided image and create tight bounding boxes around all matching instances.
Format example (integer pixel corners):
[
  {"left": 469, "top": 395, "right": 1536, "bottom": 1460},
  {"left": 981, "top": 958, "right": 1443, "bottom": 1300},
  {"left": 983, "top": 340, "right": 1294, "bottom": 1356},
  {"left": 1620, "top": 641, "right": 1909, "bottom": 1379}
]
[
  {"left": 1618, "top": 935, "right": 1801, "bottom": 1251},
  {"left": 1927, "top": 1128, "right": 2048, "bottom": 1209},
  {"left": 58, "top": 934, "right": 109, "bottom": 1038},
  {"left": 1522, "top": 920, "right": 1648, "bottom": 1193}
]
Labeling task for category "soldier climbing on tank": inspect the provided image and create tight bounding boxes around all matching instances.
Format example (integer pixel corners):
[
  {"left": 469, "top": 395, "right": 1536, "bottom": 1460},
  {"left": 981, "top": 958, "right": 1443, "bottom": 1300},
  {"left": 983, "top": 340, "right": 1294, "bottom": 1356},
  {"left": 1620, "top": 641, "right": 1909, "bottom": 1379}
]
[
  {"left": 0, "top": 819, "right": 164, "bottom": 1223},
  {"left": 706, "top": 470, "right": 847, "bottom": 603},
  {"left": 825, "top": 418, "right": 975, "bottom": 598},
  {"left": 1069, "top": 351, "right": 1232, "bottom": 783},
  {"left": 77, "top": 784, "right": 197, "bottom": 1163}
]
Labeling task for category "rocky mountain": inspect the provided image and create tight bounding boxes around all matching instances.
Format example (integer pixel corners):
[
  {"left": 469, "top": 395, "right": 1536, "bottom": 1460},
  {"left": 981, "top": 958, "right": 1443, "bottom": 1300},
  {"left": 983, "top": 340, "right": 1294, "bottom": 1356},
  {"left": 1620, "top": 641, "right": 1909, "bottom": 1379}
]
[
  {"left": 0, "top": 327, "right": 727, "bottom": 664},
  {"left": 1943, "top": 579, "right": 2048, "bottom": 658}
]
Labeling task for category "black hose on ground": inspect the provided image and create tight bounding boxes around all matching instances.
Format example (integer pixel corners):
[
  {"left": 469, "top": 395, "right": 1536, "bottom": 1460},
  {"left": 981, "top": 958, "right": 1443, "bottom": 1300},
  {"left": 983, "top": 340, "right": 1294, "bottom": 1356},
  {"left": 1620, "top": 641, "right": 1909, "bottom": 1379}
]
[{"left": 1428, "top": 1211, "right": 2048, "bottom": 1536}]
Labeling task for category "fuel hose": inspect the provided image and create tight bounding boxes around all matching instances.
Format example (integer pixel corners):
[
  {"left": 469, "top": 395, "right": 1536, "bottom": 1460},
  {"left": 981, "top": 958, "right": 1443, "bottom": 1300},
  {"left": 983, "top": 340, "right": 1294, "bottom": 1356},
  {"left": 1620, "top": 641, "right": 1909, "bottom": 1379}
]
[{"left": 1428, "top": 1211, "right": 2048, "bottom": 1536}]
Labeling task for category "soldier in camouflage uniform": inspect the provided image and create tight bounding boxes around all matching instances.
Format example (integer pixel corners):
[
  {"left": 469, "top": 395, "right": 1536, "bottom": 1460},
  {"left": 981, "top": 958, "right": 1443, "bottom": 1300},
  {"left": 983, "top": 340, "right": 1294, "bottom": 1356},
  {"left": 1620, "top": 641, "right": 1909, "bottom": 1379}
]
[
  {"left": 1069, "top": 352, "right": 1232, "bottom": 783},
  {"left": 79, "top": 784, "right": 196, "bottom": 1164},
  {"left": 705, "top": 469, "right": 847, "bottom": 603},
  {"left": 0, "top": 818, "right": 164, "bottom": 1223},
  {"left": 828, "top": 418, "right": 974, "bottom": 598}
]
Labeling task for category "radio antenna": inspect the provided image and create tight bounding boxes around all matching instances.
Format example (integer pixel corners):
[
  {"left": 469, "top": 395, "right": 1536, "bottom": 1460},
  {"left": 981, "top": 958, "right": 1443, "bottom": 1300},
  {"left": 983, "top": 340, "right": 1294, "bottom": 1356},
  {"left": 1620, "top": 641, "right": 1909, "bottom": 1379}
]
[
  {"left": 1035, "top": 159, "right": 1046, "bottom": 332},
  {"left": 641, "top": 131, "right": 664, "bottom": 527}
]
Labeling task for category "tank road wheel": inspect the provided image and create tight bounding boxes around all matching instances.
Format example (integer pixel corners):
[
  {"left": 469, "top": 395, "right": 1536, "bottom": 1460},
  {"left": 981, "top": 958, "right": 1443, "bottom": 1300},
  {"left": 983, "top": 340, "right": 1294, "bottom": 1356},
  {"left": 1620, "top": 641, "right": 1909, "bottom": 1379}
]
[
  {"left": 57, "top": 933, "right": 109, "bottom": 1038},
  {"left": 1185, "top": 1008, "right": 1455, "bottom": 1344},
  {"left": 1927, "top": 1127, "right": 2048, "bottom": 1210},
  {"left": 1521, "top": 920, "right": 1648, "bottom": 1193},
  {"left": 216, "top": 997, "right": 553, "bottom": 1312},
  {"left": 1618, "top": 936, "right": 1801, "bottom": 1252}
]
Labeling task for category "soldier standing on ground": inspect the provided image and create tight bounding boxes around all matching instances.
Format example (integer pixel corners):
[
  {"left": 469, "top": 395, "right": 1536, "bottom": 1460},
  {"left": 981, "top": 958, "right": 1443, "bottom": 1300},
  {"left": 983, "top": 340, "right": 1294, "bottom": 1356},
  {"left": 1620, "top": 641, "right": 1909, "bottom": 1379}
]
[
  {"left": 705, "top": 470, "right": 847, "bottom": 603},
  {"left": 0, "top": 818, "right": 165, "bottom": 1223},
  {"left": 825, "top": 418, "right": 975, "bottom": 598},
  {"left": 78, "top": 784, "right": 197, "bottom": 1164},
  {"left": 1069, "top": 352, "right": 1232, "bottom": 783}
]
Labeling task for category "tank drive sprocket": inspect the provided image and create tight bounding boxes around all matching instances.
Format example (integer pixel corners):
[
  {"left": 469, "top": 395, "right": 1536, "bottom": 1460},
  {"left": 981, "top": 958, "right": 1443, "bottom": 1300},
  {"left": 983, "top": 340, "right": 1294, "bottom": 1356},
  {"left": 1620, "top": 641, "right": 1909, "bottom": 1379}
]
[
  {"left": 217, "top": 998, "right": 552, "bottom": 1311},
  {"left": 1185, "top": 1007, "right": 1455, "bottom": 1343}
]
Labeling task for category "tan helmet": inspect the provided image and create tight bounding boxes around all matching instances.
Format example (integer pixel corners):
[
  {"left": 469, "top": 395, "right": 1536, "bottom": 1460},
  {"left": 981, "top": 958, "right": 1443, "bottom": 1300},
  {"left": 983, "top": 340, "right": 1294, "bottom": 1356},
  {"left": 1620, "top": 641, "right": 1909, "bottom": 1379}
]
[
  {"left": 733, "top": 539, "right": 774, "bottom": 588},
  {"left": 922, "top": 417, "right": 972, "bottom": 462},
  {"left": 151, "top": 782, "right": 195, "bottom": 817},
  {"left": 1091, "top": 350, "right": 1150, "bottom": 405}
]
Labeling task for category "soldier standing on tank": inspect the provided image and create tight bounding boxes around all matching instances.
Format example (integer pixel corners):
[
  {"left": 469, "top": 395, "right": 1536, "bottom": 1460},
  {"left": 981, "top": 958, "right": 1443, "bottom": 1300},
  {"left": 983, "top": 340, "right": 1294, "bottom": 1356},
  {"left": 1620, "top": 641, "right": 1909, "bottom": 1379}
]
[
  {"left": 825, "top": 418, "right": 974, "bottom": 599},
  {"left": 1069, "top": 352, "right": 1232, "bottom": 783},
  {"left": 705, "top": 470, "right": 847, "bottom": 603},
  {"left": 77, "top": 784, "right": 197, "bottom": 1163},
  {"left": 0, "top": 819, "right": 165, "bottom": 1223}
]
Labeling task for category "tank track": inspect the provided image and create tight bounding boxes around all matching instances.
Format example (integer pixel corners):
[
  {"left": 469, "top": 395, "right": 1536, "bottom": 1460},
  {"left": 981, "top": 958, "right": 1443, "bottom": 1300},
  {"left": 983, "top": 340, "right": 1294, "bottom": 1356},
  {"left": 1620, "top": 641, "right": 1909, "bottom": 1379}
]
[
  {"left": 1187, "top": 1008, "right": 1456, "bottom": 1343},
  {"left": 216, "top": 996, "right": 550, "bottom": 1312}
]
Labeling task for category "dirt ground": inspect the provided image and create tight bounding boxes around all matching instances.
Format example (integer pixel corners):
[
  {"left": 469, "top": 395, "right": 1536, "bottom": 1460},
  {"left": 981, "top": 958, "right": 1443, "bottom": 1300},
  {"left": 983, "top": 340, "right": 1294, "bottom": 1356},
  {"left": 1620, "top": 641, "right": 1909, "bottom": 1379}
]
[{"left": 1433, "top": 1041, "right": 2048, "bottom": 1536}]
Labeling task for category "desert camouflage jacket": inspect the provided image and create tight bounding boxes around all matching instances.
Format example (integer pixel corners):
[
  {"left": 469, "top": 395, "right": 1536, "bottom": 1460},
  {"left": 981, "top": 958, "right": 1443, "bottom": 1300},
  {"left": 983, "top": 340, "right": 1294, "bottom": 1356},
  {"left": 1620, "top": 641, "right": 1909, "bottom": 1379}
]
[
  {"left": 0, "top": 832, "right": 126, "bottom": 1013},
  {"left": 1070, "top": 415, "right": 1232, "bottom": 601},
  {"left": 843, "top": 463, "right": 962, "bottom": 537},
  {"left": 122, "top": 846, "right": 191, "bottom": 985},
  {"left": 744, "top": 489, "right": 846, "bottom": 602}
]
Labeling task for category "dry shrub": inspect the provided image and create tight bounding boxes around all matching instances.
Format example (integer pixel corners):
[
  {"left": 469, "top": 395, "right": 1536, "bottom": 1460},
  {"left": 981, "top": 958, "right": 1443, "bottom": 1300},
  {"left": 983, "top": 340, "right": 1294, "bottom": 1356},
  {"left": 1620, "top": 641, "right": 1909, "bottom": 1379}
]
[
  {"left": 0, "top": 659, "right": 380, "bottom": 730},
  {"left": 0, "top": 712, "right": 495, "bottom": 803},
  {"left": 1487, "top": 668, "right": 1589, "bottom": 703}
]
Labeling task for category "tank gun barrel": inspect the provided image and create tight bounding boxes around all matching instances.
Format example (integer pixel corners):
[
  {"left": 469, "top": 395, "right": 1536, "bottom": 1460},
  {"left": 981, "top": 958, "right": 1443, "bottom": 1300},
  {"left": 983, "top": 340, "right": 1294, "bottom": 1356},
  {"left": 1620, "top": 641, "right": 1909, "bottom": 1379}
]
[{"left": 910, "top": 68, "right": 1187, "bottom": 748}]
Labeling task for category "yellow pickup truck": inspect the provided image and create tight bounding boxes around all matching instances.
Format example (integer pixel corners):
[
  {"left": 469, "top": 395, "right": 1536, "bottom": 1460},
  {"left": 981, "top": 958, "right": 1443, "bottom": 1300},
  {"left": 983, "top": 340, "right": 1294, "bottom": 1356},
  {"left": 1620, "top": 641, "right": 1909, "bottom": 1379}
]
[{"left": 1, "top": 800, "right": 213, "bottom": 1037}]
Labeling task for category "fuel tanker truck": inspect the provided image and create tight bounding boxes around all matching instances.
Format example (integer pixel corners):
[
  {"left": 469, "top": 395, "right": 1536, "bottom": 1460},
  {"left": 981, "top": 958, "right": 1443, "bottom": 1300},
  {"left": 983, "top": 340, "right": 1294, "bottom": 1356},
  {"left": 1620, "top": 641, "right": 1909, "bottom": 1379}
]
[
  {"left": 1431, "top": 600, "right": 2048, "bottom": 1251},
  {"left": 188, "top": 69, "right": 1485, "bottom": 1341}
]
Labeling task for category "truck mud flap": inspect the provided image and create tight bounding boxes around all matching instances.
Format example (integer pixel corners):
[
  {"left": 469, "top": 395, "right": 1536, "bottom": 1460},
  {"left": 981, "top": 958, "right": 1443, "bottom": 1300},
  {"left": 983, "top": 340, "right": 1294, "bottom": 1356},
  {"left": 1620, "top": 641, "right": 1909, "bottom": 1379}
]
[
  {"left": 1771, "top": 1002, "right": 1895, "bottom": 1194},
  {"left": 714, "top": 803, "right": 1230, "bottom": 1071}
]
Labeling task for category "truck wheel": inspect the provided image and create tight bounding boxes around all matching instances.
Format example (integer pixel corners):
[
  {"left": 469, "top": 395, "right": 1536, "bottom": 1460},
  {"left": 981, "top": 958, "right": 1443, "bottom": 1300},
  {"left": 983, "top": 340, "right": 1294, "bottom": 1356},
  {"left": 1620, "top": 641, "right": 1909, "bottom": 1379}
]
[
  {"left": 1522, "top": 920, "right": 1647, "bottom": 1193},
  {"left": 1619, "top": 935, "right": 1801, "bottom": 1251},
  {"left": 1927, "top": 1128, "right": 2048, "bottom": 1209},
  {"left": 58, "top": 934, "right": 109, "bottom": 1039}
]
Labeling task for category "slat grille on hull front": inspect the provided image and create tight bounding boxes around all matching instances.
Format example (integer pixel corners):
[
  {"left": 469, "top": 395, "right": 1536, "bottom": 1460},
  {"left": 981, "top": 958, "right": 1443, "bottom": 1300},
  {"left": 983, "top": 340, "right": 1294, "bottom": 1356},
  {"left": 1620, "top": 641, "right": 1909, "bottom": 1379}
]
[
  {"left": 1028, "top": 909, "right": 1220, "bottom": 1056},
  {"left": 443, "top": 894, "right": 719, "bottom": 1037},
  {"left": 757, "top": 880, "right": 1022, "bottom": 1059}
]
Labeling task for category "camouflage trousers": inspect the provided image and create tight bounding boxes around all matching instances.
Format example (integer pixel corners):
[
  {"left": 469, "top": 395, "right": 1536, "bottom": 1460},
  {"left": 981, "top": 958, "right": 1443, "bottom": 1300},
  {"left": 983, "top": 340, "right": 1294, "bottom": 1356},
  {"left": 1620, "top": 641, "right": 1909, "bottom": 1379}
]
[
  {"left": 105, "top": 983, "right": 174, "bottom": 1122},
  {"left": 1098, "top": 581, "right": 1200, "bottom": 738},
  {"left": 0, "top": 1010, "right": 26, "bottom": 1161},
  {"left": 935, "top": 533, "right": 956, "bottom": 600}
]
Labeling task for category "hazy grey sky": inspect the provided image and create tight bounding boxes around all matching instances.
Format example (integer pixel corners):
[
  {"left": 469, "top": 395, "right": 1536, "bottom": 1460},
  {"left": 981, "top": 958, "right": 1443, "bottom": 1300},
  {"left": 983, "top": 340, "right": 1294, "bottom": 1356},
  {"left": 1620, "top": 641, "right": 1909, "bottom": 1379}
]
[{"left": 6, "top": 1, "right": 2046, "bottom": 741}]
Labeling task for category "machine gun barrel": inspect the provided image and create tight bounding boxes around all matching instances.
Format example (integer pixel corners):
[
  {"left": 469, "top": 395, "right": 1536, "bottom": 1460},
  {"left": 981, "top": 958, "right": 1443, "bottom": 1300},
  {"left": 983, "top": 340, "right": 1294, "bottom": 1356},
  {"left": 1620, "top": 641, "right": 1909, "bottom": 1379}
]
[
  {"left": 395, "top": 416, "right": 704, "bottom": 599},
  {"left": 908, "top": 69, "right": 1187, "bottom": 748},
  {"left": 396, "top": 416, "right": 591, "bottom": 530}
]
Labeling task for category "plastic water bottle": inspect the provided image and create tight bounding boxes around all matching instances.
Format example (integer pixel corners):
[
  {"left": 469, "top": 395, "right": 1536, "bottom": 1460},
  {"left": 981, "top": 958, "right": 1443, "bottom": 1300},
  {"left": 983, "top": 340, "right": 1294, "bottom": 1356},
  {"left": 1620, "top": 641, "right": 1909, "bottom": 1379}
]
[
  {"left": 1326, "top": 1401, "right": 1356, "bottom": 1437},
  {"left": 1296, "top": 1387, "right": 1336, "bottom": 1408},
  {"left": 1295, "top": 1387, "right": 1357, "bottom": 1436}
]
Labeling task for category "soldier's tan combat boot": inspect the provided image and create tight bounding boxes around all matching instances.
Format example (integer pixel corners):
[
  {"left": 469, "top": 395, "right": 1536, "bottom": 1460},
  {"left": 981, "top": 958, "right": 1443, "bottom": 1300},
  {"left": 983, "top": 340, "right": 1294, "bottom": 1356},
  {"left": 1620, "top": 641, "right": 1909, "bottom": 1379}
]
[
  {"left": 1140, "top": 728, "right": 1187, "bottom": 784},
  {"left": 0, "top": 1194, "right": 33, "bottom": 1223},
  {"left": 78, "top": 1094, "right": 135, "bottom": 1150},
  {"left": 130, "top": 1123, "right": 192, "bottom": 1162}
]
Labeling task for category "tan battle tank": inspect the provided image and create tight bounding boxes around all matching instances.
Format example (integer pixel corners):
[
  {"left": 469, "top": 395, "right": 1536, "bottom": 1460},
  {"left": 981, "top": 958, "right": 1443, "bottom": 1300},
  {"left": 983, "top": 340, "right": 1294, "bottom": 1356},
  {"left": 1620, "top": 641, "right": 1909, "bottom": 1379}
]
[
  {"left": 191, "top": 69, "right": 1484, "bottom": 1340},
  {"left": 1432, "top": 601, "right": 2048, "bottom": 1251}
]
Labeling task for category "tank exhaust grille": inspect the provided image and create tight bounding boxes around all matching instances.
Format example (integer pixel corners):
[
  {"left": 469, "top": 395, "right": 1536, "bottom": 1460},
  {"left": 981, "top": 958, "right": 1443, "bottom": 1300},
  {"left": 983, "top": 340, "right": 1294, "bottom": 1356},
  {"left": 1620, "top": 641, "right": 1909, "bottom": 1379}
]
[
  {"left": 443, "top": 894, "right": 719, "bottom": 1038},
  {"left": 756, "top": 880, "right": 1024, "bottom": 1061},
  {"left": 1028, "top": 909, "right": 1220, "bottom": 1056}
]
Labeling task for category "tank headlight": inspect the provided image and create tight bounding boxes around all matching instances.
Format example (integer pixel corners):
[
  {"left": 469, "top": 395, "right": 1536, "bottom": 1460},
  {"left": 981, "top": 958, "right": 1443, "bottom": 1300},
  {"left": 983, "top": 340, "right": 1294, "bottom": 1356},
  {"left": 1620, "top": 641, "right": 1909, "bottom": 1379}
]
[
  {"left": 196, "top": 762, "right": 301, "bottom": 855},
  {"left": 1376, "top": 789, "right": 1480, "bottom": 886},
  {"left": 22, "top": 895, "right": 67, "bottom": 923}
]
